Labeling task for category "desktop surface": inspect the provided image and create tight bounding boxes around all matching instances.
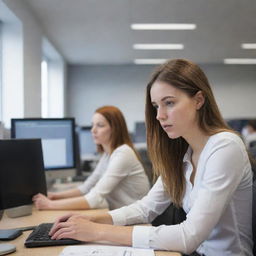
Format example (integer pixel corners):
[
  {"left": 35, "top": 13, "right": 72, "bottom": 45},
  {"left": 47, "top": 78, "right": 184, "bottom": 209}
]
[{"left": 0, "top": 208, "right": 180, "bottom": 256}]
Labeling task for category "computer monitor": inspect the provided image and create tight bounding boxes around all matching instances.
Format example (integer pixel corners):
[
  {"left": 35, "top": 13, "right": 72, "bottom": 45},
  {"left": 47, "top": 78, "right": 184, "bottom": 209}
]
[
  {"left": 77, "top": 126, "right": 97, "bottom": 161},
  {"left": 11, "top": 118, "right": 77, "bottom": 182},
  {"left": 133, "top": 121, "right": 146, "bottom": 143},
  {"left": 0, "top": 122, "right": 4, "bottom": 139},
  {"left": 0, "top": 139, "right": 47, "bottom": 214},
  {"left": 226, "top": 119, "right": 249, "bottom": 133}
]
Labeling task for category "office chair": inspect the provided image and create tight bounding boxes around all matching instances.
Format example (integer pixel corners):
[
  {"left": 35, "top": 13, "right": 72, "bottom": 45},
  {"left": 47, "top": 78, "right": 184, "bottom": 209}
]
[
  {"left": 250, "top": 141, "right": 256, "bottom": 150},
  {"left": 252, "top": 175, "right": 256, "bottom": 255},
  {"left": 136, "top": 148, "right": 154, "bottom": 186}
]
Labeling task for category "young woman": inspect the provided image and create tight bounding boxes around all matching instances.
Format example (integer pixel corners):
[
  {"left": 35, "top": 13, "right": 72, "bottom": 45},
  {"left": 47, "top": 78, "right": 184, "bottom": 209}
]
[
  {"left": 33, "top": 106, "right": 150, "bottom": 210},
  {"left": 49, "top": 59, "right": 253, "bottom": 256}
]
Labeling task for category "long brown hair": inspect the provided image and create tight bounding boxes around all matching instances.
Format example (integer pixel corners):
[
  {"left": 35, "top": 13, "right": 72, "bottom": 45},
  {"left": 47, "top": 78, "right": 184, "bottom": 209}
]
[
  {"left": 146, "top": 59, "right": 231, "bottom": 206},
  {"left": 94, "top": 106, "right": 138, "bottom": 156}
]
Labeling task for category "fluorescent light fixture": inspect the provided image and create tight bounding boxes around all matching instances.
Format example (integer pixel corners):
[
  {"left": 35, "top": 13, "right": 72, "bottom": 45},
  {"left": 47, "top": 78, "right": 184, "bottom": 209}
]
[
  {"left": 224, "top": 58, "right": 256, "bottom": 64},
  {"left": 133, "top": 44, "right": 184, "bottom": 50},
  {"left": 241, "top": 43, "right": 256, "bottom": 49},
  {"left": 131, "top": 23, "right": 196, "bottom": 30},
  {"left": 134, "top": 59, "right": 167, "bottom": 65}
]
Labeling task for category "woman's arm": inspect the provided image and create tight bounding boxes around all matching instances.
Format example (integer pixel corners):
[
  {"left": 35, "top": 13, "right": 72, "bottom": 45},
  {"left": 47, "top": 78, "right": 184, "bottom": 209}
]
[
  {"left": 48, "top": 188, "right": 82, "bottom": 200},
  {"left": 33, "top": 193, "right": 90, "bottom": 210},
  {"left": 48, "top": 177, "right": 171, "bottom": 248}
]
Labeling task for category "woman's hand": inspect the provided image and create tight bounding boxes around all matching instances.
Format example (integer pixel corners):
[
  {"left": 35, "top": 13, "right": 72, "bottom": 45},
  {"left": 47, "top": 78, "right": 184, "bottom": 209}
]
[
  {"left": 49, "top": 213, "right": 132, "bottom": 246},
  {"left": 50, "top": 215, "right": 102, "bottom": 242},
  {"left": 49, "top": 213, "right": 90, "bottom": 236},
  {"left": 32, "top": 193, "right": 53, "bottom": 210}
]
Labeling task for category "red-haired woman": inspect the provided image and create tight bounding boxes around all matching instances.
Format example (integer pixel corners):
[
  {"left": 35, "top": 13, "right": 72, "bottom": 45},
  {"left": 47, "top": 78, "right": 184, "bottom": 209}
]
[{"left": 33, "top": 106, "right": 150, "bottom": 210}]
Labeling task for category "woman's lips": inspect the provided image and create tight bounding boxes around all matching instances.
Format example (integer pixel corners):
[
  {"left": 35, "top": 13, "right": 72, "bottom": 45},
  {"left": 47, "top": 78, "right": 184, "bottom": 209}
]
[{"left": 162, "top": 124, "right": 173, "bottom": 131}]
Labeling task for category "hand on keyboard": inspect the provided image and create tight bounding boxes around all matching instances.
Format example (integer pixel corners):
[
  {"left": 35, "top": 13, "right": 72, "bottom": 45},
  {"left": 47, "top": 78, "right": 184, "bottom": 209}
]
[{"left": 24, "top": 223, "right": 81, "bottom": 247}]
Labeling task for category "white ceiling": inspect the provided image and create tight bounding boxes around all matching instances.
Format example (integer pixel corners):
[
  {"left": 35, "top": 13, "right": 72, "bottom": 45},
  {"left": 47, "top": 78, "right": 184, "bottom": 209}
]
[{"left": 24, "top": 0, "right": 256, "bottom": 65}]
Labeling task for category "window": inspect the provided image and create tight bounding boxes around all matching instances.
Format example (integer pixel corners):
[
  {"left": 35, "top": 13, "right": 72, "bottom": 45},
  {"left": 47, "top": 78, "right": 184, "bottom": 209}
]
[
  {"left": 0, "top": 4, "right": 23, "bottom": 128},
  {"left": 42, "top": 38, "right": 66, "bottom": 118}
]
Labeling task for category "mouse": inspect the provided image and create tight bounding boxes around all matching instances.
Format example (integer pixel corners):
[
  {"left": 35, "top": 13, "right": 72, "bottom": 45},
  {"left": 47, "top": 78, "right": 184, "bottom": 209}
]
[{"left": 0, "top": 244, "right": 16, "bottom": 255}]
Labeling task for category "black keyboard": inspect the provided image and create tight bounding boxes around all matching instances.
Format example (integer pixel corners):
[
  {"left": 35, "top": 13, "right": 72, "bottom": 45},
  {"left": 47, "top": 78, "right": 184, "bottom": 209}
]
[{"left": 24, "top": 223, "right": 81, "bottom": 248}]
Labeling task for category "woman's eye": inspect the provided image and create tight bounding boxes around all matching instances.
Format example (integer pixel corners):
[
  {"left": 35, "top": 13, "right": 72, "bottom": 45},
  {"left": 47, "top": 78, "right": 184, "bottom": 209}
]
[
  {"left": 166, "top": 101, "right": 174, "bottom": 106},
  {"left": 152, "top": 104, "right": 158, "bottom": 109}
]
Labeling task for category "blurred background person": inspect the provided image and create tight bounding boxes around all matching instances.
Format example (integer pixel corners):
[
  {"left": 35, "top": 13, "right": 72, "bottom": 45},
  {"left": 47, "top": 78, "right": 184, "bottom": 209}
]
[{"left": 33, "top": 105, "right": 150, "bottom": 210}]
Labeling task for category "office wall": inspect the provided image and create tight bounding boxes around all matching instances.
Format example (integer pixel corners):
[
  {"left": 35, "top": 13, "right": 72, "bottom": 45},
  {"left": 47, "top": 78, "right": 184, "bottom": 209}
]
[
  {"left": 204, "top": 65, "right": 256, "bottom": 119},
  {"left": 67, "top": 64, "right": 256, "bottom": 132},
  {"left": 67, "top": 65, "right": 152, "bottom": 131}
]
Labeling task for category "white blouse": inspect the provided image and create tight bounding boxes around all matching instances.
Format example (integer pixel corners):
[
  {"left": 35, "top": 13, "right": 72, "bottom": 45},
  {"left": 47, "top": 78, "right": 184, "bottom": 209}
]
[
  {"left": 78, "top": 144, "right": 150, "bottom": 210},
  {"left": 110, "top": 132, "right": 253, "bottom": 256}
]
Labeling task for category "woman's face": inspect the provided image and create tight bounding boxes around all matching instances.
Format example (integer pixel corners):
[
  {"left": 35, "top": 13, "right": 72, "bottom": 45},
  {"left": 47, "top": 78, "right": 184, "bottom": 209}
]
[
  {"left": 91, "top": 113, "right": 112, "bottom": 147},
  {"left": 150, "top": 81, "right": 202, "bottom": 139}
]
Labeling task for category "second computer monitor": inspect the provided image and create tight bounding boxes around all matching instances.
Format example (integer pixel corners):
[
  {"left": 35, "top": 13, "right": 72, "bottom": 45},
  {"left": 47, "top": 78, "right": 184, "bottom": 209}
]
[
  {"left": 134, "top": 121, "right": 146, "bottom": 143},
  {"left": 11, "top": 118, "right": 77, "bottom": 181},
  {"left": 78, "top": 126, "right": 97, "bottom": 161}
]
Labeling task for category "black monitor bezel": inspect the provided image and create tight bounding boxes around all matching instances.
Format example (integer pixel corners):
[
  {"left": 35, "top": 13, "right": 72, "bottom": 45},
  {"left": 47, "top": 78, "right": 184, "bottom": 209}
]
[
  {"left": 11, "top": 118, "right": 77, "bottom": 171},
  {"left": 0, "top": 138, "right": 47, "bottom": 210}
]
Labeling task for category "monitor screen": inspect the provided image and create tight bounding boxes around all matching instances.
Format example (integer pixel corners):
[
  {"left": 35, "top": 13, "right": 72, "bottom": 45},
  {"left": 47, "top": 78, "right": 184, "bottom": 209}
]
[
  {"left": 78, "top": 126, "right": 97, "bottom": 160},
  {"left": 0, "top": 139, "right": 47, "bottom": 210},
  {"left": 134, "top": 121, "right": 146, "bottom": 143},
  {"left": 226, "top": 119, "right": 249, "bottom": 133},
  {"left": 0, "top": 122, "right": 4, "bottom": 139},
  {"left": 11, "top": 118, "right": 76, "bottom": 171}
]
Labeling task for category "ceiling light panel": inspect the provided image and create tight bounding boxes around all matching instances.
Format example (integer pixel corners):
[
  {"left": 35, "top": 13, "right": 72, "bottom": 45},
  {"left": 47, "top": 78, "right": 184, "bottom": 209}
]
[
  {"left": 133, "top": 44, "right": 184, "bottom": 50},
  {"left": 241, "top": 43, "right": 256, "bottom": 49},
  {"left": 131, "top": 23, "right": 196, "bottom": 30},
  {"left": 134, "top": 59, "right": 167, "bottom": 65},
  {"left": 224, "top": 58, "right": 256, "bottom": 64}
]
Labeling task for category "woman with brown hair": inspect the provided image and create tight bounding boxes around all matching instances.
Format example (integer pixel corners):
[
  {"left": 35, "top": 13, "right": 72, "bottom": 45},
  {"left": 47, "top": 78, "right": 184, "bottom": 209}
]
[
  {"left": 33, "top": 105, "right": 150, "bottom": 210},
  {"left": 49, "top": 59, "right": 253, "bottom": 256}
]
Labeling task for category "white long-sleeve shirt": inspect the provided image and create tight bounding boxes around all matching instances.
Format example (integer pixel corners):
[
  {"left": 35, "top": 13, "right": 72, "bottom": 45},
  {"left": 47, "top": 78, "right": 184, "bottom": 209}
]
[
  {"left": 110, "top": 132, "right": 253, "bottom": 256},
  {"left": 78, "top": 144, "right": 150, "bottom": 210}
]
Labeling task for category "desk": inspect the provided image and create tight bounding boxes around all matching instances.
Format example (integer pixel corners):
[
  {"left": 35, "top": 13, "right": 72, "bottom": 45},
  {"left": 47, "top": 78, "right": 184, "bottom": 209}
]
[{"left": 0, "top": 208, "right": 181, "bottom": 256}]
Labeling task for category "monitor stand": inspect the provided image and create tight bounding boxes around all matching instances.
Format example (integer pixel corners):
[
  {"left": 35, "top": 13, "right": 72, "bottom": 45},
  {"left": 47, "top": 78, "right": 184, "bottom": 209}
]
[
  {"left": 0, "top": 244, "right": 16, "bottom": 255},
  {"left": 5, "top": 205, "right": 32, "bottom": 218}
]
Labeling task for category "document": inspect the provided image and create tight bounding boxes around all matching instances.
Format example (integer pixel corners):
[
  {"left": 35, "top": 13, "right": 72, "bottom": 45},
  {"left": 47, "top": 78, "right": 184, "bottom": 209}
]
[{"left": 59, "top": 244, "right": 154, "bottom": 256}]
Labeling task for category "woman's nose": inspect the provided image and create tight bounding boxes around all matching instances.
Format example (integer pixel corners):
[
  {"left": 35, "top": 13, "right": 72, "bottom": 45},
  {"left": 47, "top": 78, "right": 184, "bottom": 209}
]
[{"left": 156, "top": 107, "right": 167, "bottom": 121}]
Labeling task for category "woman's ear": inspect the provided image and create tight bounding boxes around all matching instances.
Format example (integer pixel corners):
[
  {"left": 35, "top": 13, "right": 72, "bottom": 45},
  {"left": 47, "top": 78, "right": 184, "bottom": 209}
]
[{"left": 195, "top": 91, "right": 205, "bottom": 110}]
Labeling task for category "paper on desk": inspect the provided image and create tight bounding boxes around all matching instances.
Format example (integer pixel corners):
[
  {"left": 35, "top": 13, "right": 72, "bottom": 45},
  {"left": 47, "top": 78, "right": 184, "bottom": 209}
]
[{"left": 59, "top": 244, "right": 154, "bottom": 256}]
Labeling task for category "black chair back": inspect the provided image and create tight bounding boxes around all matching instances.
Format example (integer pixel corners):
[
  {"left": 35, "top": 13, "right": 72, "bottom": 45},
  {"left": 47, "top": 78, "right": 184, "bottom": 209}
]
[{"left": 253, "top": 179, "right": 256, "bottom": 255}]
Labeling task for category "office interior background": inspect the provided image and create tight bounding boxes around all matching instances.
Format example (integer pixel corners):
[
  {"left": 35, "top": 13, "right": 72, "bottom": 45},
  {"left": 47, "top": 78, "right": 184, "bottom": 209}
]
[{"left": 0, "top": 0, "right": 256, "bottom": 136}]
